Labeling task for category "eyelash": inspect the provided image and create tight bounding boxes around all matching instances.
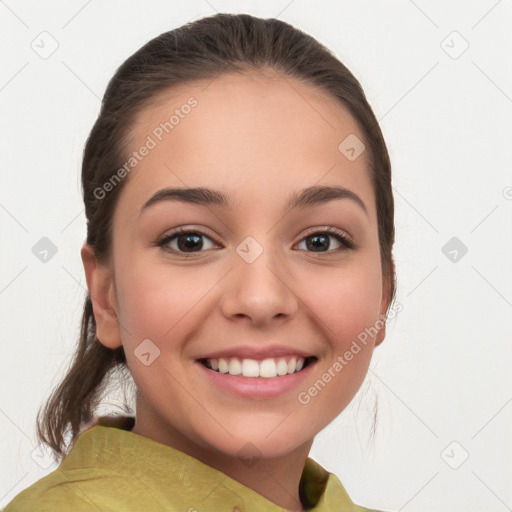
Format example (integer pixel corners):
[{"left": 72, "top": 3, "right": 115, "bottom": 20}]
[{"left": 156, "top": 226, "right": 355, "bottom": 257}]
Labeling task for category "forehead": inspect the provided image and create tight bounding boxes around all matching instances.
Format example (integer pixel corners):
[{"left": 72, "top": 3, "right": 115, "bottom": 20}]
[{"left": 116, "top": 71, "right": 375, "bottom": 222}]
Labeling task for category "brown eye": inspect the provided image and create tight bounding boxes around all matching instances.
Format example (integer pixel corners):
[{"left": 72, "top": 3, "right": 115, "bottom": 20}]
[
  {"left": 296, "top": 229, "right": 354, "bottom": 253},
  {"left": 158, "top": 230, "right": 219, "bottom": 254}
]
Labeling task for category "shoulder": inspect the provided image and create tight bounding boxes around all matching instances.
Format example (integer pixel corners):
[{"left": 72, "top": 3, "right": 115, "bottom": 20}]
[
  {"left": 303, "top": 457, "right": 393, "bottom": 512},
  {"left": 3, "top": 467, "right": 151, "bottom": 512},
  {"left": 3, "top": 480, "right": 99, "bottom": 511}
]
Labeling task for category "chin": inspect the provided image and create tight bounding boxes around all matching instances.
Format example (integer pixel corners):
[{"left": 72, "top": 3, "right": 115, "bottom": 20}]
[{"left": 199, "top": 423, "right": 311, "bottom": 461}]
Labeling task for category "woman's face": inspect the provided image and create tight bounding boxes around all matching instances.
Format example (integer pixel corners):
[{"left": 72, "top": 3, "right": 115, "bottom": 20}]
[{"left": 85, "top": 71, "right": 390, "bottom": 459}]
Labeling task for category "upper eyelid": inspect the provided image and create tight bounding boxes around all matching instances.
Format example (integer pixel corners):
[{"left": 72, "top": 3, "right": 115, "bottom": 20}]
[
  {"left": 300, "top": 225, "right": 352, "bottom": 239},
  {"left": 160, "top": 227, "right": 221, "bottom": 244}
]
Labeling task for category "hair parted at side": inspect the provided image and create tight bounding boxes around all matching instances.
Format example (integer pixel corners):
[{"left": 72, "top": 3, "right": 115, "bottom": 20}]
[{"left": 36, "top": 12, "right": 396, "bottom": 461}]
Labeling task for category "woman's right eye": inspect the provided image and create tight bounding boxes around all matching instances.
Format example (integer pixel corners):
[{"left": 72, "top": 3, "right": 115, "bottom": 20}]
[{"left": 157, "top": 229, "right": 220, "bottom": 255}]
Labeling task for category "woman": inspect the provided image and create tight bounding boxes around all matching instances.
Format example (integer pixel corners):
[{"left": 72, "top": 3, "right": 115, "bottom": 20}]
[{"left": 5, "top": 13, "right": 396, "bottom": 511}]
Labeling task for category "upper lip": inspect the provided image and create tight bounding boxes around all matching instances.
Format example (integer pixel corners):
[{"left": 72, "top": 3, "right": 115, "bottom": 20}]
[{"left": 196, "top": 344, "right": 316, "bottom": 360}]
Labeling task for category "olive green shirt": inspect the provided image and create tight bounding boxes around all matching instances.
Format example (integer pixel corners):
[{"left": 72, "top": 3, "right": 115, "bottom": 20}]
[{"left": 4, "top": 416, "right": 384, "bottom": 511}]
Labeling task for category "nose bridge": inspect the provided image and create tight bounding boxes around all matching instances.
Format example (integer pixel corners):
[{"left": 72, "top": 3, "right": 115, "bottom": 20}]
[{"left": 220, "top": 234, "right": 298, "bottom": 325}]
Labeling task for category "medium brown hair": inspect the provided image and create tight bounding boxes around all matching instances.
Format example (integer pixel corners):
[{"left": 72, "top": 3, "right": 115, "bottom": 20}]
[{"left": 36, "top": 12, "right": 396, "bottom": 461}]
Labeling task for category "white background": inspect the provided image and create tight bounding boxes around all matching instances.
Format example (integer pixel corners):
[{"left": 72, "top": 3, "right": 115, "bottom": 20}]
[{"left": 1, "top": 1, "right": 511, "bottom": 511}]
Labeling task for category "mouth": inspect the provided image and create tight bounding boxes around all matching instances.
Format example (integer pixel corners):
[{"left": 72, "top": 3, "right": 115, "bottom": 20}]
[{"left": 197, "top": 355, "right": 318, "bottom": 378}]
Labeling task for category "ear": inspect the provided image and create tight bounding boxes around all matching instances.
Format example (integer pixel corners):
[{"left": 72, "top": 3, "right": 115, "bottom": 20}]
[
  {"left": 81, "top": 243, "right": 122, "bottom": 349},
  {"left": 375, "top": 260, "right": 395, "bottom": 348}
]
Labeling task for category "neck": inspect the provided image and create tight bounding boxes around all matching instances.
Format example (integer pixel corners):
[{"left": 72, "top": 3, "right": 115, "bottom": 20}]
[{"left": 131, "top": 399, "right": 312, "bottom": 511}]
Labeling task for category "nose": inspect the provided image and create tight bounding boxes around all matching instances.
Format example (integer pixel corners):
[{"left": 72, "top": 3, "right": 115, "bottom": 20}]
[{"left": 220, "top": 243, "right": 299, "bottom": 328}]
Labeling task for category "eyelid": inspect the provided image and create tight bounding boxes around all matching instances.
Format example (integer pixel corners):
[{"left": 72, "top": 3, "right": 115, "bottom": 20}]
[
  {"left": 296, "top": 226, "right": 355, "bottom": 249},
  {"left": 156, "top": 226, "right": 222, "bottom": 256}
]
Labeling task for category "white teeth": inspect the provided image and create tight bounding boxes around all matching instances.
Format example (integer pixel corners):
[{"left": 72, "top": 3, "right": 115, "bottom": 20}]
[
  {"left": 260, "top": 358, "right": 277, "bottom": 378},
  {"left": 205, "top": 356, "right": 310, "bottom": 377},
  {"left": 228, "top": 358, "right": 242, "bottom": 375},
  {"left": 218, "top": 358, "right": 229, "bottom": 374},
  {"left": 242, "top": 359, "right": 260, "bottom": 377},
  {"left": 276, "top": 358, "right": 288, "bottom": 376}
]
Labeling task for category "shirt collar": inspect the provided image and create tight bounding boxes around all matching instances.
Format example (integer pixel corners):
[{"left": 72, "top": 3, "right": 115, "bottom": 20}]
[{"left": 60, "top": 415, "right": 363, "bottom": 511}]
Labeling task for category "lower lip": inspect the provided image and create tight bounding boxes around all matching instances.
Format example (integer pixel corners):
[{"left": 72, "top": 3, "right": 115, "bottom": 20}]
[{"left": 195, "top": 360, "right": 317, "bottom": 399}]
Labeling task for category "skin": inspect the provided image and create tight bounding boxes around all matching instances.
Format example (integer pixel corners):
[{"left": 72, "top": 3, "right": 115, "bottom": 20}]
[{"left": 81, "top": 70, "right": 392, "bottom": 511}]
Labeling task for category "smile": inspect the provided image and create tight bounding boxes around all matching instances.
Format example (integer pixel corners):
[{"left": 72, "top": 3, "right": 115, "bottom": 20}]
[
  {"left": 198, "top": 356, "right": 317, "bottom": 378},
  {"left": 196, "top": 354, "right": 318, "bottom": 399}
]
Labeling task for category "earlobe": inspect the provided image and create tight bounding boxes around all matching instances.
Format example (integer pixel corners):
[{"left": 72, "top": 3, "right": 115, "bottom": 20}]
[
  {"left": 80, "top": 243, "right": 122, "bottom": 349},
  {"left": 375, "top": 262, "right": 395, "bottom": 348},
  {"left": 375, "top": 291, "right": 389, "bottom": 348},
  {"left": 374, "top": 320, "right": 386, "bottom": 347}
]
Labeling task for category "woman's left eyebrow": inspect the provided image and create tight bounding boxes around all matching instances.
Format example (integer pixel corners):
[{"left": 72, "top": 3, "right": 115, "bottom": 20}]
[{"left": 139, "top": 185, "right": 368, "bottom": 217}]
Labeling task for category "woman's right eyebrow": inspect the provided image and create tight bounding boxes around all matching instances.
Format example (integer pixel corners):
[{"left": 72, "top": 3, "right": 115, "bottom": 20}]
[{"left": 139, "top": 185, "right": 368, "bottom": 217}]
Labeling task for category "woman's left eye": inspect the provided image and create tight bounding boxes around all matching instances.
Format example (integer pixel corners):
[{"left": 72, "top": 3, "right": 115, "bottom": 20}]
[{"left": 295, "top": 229, "right": 355, "bottom": 253}]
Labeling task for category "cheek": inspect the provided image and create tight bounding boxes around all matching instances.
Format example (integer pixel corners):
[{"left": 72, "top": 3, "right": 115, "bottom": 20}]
[
  {"left": 294, "top": 266, "right": 382, "bottom": 428},
  {"left": 114, "top": 267, "right": 184, "bottom": 350},
  {"left": 116, "top": 263, "right": 215, "bottom": 348},
  {"left": 115, "top": 269, "right": 205, "bottom": 403},
  {"left": 118, "top": 261, "right": 219, "bottom": 372},
  {"left": 303, "top": 260, "right": 383, "bottom": 346}
]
